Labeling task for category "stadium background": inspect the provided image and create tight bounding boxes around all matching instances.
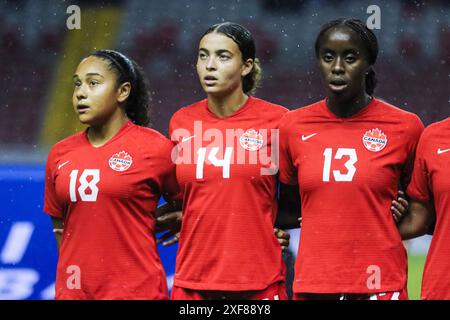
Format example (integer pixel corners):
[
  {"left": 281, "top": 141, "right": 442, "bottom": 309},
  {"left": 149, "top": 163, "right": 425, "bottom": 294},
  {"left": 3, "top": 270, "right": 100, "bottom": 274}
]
[{"left": 0, "top": 0, "right": 448, "bottom": 299}]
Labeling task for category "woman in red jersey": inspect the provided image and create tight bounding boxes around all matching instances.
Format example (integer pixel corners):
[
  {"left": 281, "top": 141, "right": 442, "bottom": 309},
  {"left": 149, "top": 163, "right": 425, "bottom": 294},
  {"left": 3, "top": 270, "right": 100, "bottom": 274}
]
[
  {"left": 44, "top": 50, "right": 179, "bottom": 299},
  {"left": 278, "top": 18, "right": 424, "bottom": 300},
  {"left": 167, "top": 22, "right": 290, "bottom": 300},
  {"left": 398, "top": 117, "right": 450, "bottom": 299}
]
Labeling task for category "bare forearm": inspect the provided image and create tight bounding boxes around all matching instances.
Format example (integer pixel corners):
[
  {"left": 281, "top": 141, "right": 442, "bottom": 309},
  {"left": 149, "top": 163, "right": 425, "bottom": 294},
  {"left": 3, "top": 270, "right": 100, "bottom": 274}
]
[
  {"left": 276, "top": 183, "right": 301, "bottom": 229},
  {"left": 398, "top": 200, "right": 434, "bottom": 240},
  {"left": 51, "top": 217, "right": 64, "bottom": 251}
]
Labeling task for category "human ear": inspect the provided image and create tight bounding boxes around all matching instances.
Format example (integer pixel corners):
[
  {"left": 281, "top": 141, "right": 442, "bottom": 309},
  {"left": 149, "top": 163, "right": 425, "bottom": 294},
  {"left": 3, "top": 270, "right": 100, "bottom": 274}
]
[{"left": 117, "top": 82, "right": 131, "bottom": 103}]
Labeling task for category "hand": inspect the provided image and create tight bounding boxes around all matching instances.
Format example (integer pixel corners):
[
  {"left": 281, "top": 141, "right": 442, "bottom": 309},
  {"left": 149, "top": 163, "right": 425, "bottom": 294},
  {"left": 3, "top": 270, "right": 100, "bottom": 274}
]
[
  {"left": 156, "top": 208, "right": 182, "bottom": 246},
  {"left": 391, "top": 190, "right": 409, "bottom": 223},
  {"left": 157, "top": 230, "right": 180, "bottom": 246},
  {"left": 274, "top": 228, "right": 290, "bottom": 251}
]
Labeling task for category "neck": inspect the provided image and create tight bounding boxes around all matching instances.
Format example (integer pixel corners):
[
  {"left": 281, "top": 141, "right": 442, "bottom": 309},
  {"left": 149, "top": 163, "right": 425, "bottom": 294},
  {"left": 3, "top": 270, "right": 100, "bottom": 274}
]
[
  {"left": 87, "top": 111, "right": 129, "bottom": 147},
  {"left": 326, "top": 91, "right": 372, "bottom": 118},
  {"left": 207, "top": 89, "right": 248, "bottom": 118}
]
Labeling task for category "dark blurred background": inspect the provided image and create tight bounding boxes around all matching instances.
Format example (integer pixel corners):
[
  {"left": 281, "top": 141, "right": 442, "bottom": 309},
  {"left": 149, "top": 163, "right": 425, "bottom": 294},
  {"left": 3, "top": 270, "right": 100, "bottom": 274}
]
[
  {"left": 0, "top": 0, "right": 448, "bottom": 158},
  {"left": 0, "top": 0, "right": 447, "bottom": 299}
]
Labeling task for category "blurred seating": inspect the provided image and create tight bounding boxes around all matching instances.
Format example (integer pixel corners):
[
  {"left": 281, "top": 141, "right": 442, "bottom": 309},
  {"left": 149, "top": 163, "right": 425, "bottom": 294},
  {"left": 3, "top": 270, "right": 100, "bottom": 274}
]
[{"left": 0, "top": 0, "right": 449, "bottom": 147}]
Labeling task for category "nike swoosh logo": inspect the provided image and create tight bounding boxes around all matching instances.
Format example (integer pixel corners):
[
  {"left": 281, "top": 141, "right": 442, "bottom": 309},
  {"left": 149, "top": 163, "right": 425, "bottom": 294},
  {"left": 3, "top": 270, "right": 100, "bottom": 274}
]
[
  {"left": 58, "top": 161, "right": 70, "bottom": 170},
  {"left": 301, "top": 133, "right": 317, "bottom": 141},
  {"left": 437, "top": 148, "right": 450, "bottom": 155},
  {"left": 181, "top": 135, "right": 195, "bottom": 143}
]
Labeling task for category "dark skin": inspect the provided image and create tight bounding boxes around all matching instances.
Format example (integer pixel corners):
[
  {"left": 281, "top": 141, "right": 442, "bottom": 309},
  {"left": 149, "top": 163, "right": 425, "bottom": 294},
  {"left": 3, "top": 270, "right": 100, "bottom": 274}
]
[
  {"left": 275, "top": 26, "right": 408, "bottom": 230},
  {"left": 318, "top": 26, "right": 372, "bottom": 118},
  {"left": 397, "top": 199, "right": 436, "bottom": 240}
]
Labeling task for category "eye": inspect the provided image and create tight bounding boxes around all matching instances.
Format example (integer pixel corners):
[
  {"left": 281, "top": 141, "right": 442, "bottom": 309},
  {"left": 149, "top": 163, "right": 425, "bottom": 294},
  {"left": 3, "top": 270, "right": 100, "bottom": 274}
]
[
  {"left": 73, "top": 80, "right": 81, "bottom": 88},
  {"left": 345, "top": 54, "right": 356, "bottom": 63},
  {"left": 322, "top": 53, "right": 333, "bottom": 63},
  {"left": 89, "top": 80, "right": 99, "bottom": 86},
  {"left": 219, "top": 54, "right": 231, "bottom": 61},
  {"left": 198, "top": 52, "right": 208, "bottom": 60}
]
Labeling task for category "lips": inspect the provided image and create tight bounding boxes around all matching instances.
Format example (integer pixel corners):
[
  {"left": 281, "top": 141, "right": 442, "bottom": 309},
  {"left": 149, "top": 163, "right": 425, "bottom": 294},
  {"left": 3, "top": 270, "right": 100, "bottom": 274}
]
[
  {"left": 329, "top": 79, "right": 348, "bottom": 92},
  {"left": 77, "top": 104, "right": 90, "bottom": 113},
  {"left": 204, "top": 75, "right": 218, "bottom": 86}
]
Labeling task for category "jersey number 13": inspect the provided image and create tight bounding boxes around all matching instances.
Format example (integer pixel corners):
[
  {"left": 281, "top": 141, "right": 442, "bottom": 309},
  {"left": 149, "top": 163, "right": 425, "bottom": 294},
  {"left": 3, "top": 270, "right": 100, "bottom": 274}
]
[{"left": 322, "top": 148, "right": 357, "bottom": 182}]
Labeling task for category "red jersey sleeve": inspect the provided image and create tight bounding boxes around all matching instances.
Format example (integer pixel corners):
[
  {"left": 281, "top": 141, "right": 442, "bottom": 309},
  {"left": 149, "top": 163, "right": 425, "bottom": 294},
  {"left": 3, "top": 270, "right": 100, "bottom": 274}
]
[
  {"left": 400, "top": 115, "right": 425, "bottom": 188},
  {"left": 278, "top": 112, "right": 298, "bottom": 185},
  {"left": 159, "top": 138, "right": 181, "bottom": 202},
  {"left": 43, "top": 146, "right": 64, "bottom": 218},
  {"left": 407, "top": 131, "right": 431, "bottom": 204}
]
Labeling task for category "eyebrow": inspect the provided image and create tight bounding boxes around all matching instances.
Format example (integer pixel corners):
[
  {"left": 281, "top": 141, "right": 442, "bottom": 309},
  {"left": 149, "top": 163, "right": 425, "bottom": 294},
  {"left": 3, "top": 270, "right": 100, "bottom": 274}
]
[
  {"left": 321, "top": 48, "right": 360, "bottom": 54},
  {"left": 199, "top": 48, "right": 233, "bottom": 55},
  {"left": 72, "top": 73, "right": 104, "bottom": 79}
]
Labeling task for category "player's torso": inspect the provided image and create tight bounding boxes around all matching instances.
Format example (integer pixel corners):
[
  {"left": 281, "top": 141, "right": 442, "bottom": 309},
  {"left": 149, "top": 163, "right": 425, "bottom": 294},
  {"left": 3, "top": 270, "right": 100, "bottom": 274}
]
[
  {"left": 169, "top": 100, "right": 287, "bottom": 289},
  {"left": 54, "top": 131, "right": 156, "bottom": 211},
  {"left": 425, "top": 122, "right": 450, "bottom": 213},
  {"left": 419, "top": 119, "right": 450, "bottom": 299},
  {"left": 292, "top": 119, "right": 409, "bottom": 197},
  {"left": 173, "top": 116, "right": 280, "bottom": 187},
  {"left": 285, "top": 101, "right": 416, "bottom": 292}
]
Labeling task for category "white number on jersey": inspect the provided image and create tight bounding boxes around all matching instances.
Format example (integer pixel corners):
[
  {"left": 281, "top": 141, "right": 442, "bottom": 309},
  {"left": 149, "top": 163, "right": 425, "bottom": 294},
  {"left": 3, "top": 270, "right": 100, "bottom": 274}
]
[
  {"left": 322, "top": 148, "right": 357, "bottom": 182},
  {"left": 196, "top": 147, "right": 233, "bottom": 179},
  {"left": 69, "top": 169, "right": 100, "bottom": 202}
]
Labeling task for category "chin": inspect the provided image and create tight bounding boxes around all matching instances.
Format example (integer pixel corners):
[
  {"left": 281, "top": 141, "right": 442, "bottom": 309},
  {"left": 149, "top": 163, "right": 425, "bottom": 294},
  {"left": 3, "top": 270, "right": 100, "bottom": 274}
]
[{"left": 77, "top": 115, "right": 94, "bottom": 125}]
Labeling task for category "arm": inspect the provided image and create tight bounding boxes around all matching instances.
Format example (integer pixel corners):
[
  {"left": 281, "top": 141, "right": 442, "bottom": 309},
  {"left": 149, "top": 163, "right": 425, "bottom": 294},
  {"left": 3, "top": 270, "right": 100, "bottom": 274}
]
[
  {"left": 397, "top": 199, "right": 435, "bottom": 240},
  {"left": 155, "top": 200, "right": 183, "bottom": 246},
  {"left": 275, "top": 183, "right": 301, "bottom": 230},
  {"left": 51, "top": 216, "right": 64, "bottom": 251}
]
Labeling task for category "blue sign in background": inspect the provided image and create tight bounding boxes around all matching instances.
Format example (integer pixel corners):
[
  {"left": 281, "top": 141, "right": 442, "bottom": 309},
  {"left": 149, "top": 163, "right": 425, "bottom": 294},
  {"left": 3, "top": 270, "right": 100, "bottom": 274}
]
[{"left": 0, "top": 165, "right": 178, "bottom": 300}]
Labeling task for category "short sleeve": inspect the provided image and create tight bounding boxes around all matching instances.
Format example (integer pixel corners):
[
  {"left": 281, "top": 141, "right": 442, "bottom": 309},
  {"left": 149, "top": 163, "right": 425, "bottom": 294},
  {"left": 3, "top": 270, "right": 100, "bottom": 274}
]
[
  {"left": 278, "top": 113, "right": 298, "bottom": 185},
  {"left": 406, "top": 131, "right": 432, "bottom": 204},
  {"left": 157, "top": 138, "right": 181, "bottom": 202},
  {"left": 401, "top": 115, "right": 425, "bottom": 187},
  {"left": 43, "top": 147, "right": 64, "bottom": 218}
]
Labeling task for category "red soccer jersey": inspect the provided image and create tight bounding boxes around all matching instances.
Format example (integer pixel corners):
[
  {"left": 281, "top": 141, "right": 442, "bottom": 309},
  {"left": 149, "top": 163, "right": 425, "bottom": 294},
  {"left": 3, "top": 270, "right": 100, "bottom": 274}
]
[
  {"left": 406, "top": 117, "right": 450, "bottom": 300},
  {"left": 279, "top": 98, "right": 424, "bottom": 293},
  {"left": 169, "top": 96, "right": 288, "bottom": 291},
  {"left": 44, "top": 121, "right": 178, "bottom": 299}
]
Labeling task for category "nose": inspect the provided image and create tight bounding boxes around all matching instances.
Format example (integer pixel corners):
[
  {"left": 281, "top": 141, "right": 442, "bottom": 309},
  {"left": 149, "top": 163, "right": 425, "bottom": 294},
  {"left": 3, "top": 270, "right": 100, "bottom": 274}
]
[
  {"left": 331, "top": 56, "right": 344, "bottom": 75},
  {"left": 75, "top": 84, "right": 87, "bottom": 101},
  {"left": 206, "top": 56, "right": 217, "bottom": 71}
]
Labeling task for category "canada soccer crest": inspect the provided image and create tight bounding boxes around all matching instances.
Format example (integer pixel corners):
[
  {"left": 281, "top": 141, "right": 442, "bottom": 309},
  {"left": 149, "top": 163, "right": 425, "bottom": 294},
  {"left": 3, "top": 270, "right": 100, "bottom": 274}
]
[
  {"left": 109, "top": 151, "right": 133, "bottom": 172},
  {"left": 362, "top": 128, "right": 388, "bottom": 152},
  {"left": 239, "top": 129, "right": 264, "bottom": 151}
]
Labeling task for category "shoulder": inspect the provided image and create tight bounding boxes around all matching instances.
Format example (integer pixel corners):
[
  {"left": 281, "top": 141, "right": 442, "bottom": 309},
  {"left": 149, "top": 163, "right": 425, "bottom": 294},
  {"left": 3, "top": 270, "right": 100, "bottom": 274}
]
[
  {"left": 250, "top": 97, "right": 289, "bottom": 115},
  {"left": 423, "top": 117, "right": 450, "bottom": 134},
  {"left": 46, "top": 132, "right": 85, "bottom": 170},
  {"left": 48, "top": 132, "right": 85, "bottom": 157},
  {"left": 419, "top": 117, "right": 450, "bottom": 142},
  {"left": 131, "top": 125, "right": 174, "bottom": 151},
  {"left": 170, "top": 99, "right": 207, "bottom": 123},
  {"left": 279, "top": 100, "right": 324, "bottom": 127},
  {"left": 374, "top": 98, "right": 423, "bottom": 126}
]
